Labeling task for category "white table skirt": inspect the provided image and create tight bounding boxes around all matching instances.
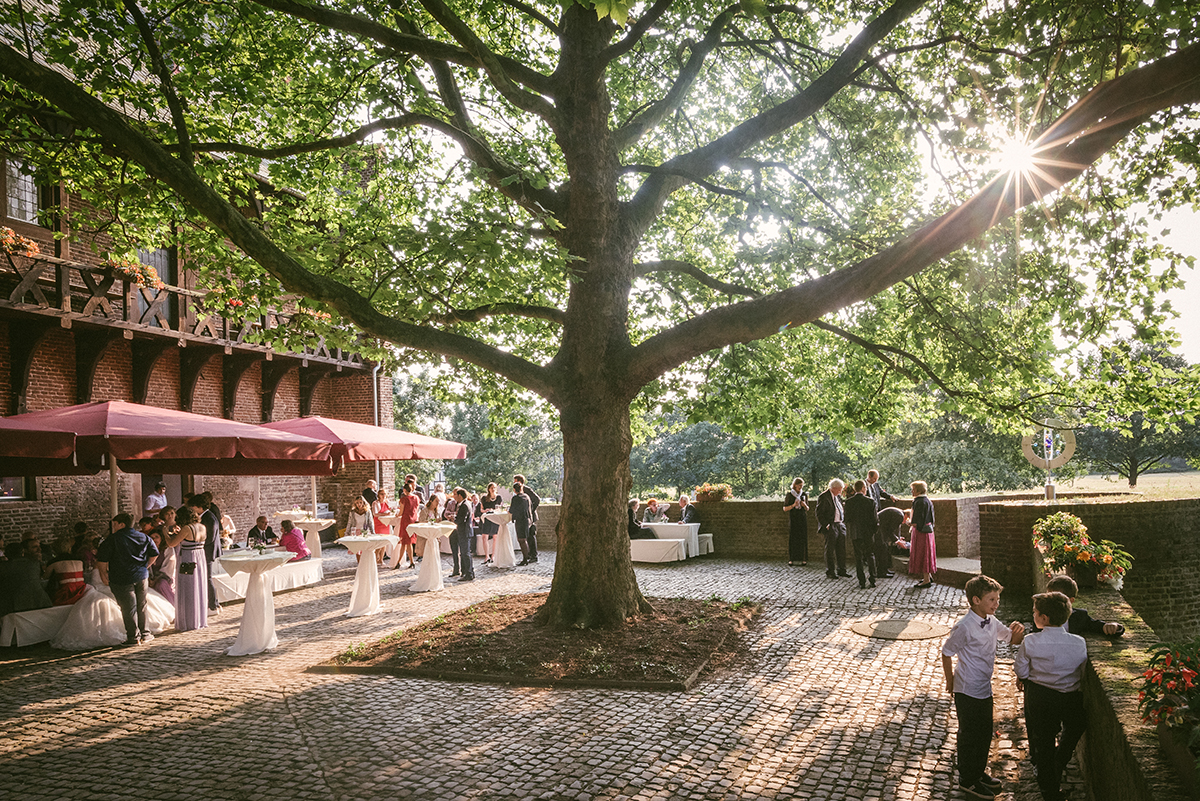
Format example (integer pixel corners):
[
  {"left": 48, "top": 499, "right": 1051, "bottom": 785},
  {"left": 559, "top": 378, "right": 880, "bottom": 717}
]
[
  {"left": 218, "top": 551, "right": 295, "bottom": 656},
  {"left": 644, "top": 523, "right": 701, "bottom": 557},
  {"left": 1, "top": 605, "right": 72, "bottom": 647},
  {"left": 339, "top": 535, "right": 399, "bottom": 616},
  {"left": 408, "top": 523, "right": 455, "bottom": 592},
  {"left": 211, "top": 557, "right": 323, "bottom": 603},
  {"left": 630, "top": 538, "right": 687, "bottom": 563},
  {"left": 483, "top": 512, "right": 520, "bottom": 568}
]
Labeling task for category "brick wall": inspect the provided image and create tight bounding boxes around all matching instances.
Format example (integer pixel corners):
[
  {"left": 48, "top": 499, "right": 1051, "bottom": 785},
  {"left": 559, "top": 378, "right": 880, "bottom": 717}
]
[{"left": 979, "top": 497, "right": 1200, "bottom": 641}]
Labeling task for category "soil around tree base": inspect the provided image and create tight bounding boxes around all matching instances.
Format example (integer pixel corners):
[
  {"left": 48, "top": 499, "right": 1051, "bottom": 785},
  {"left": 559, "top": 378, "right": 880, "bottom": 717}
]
[{"left": 313, "top": 593, "right": 761, "bottom": 691}]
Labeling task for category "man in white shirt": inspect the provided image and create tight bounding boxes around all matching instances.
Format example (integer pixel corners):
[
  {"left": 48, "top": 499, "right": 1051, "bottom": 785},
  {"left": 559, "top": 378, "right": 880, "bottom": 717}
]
[
  {"left": 143, "top": 482, "right": 168, "bottom": 514},
  {"left": 1014, "top": 591, "right": 1088, "bottom": 801}
]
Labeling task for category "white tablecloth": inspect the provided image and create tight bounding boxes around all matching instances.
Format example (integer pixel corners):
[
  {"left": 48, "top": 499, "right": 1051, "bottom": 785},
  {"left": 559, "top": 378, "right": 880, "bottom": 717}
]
[
  {"left": 408, "top": 523, "right": 456, "bottom": 592},
  {"left": 1, "top": 605, "right": 72, "bottom": 647},
  {"left": 211, "top": 556, "right": 324, "bottom": 603},
  {"left": 218, "top": 551, "right": 296, "bottom": 656},
  {"left": 630, "top": 538, "right": 687, "bottom": 563},
  {"left": 644, "top": 522, "right": 701, "bottom": 557},
  {"left": 483, "top": 512, "right": 519, "bottom": 568},
  {"left": 338, "top": 535, "right": 399, "bottom": 616}
]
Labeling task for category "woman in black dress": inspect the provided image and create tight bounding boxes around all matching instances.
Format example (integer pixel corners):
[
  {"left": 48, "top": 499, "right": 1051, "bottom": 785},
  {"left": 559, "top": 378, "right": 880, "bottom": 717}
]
[
  {"left": 784, "top": 477, "right": 809, "bottom": 565},
  {"left": 478, "top": 482, "right": 503, "bottom": 564}
]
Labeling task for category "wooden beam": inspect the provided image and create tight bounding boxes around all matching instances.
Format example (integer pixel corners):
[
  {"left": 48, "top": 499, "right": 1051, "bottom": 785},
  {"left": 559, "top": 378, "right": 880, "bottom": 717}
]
[
  {"left": 131, "top": 338, "right": 173, "bottom": 404},
  {"left": 74, "top": 329, "right": 121, "bottom": 403},
  {"left": 222, "top": 352, "right": 260, "bottom": 420},
  {"left": 179, "top": 346, "right": 220, "bottom": 413},
  {"left": 298, "top": 364, "right": 333, "bottom": 417},
  {"left": 261, "top": 360, "right": 295, "bottom": 423},
  {"left": 8, "top": 320, "right": 55, "bottom": 414}
]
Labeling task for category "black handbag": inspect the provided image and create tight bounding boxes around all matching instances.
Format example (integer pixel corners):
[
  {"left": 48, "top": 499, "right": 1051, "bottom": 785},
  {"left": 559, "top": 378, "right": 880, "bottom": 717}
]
[{"left": 179, "top": 562, "right": 197, "bottom": 575}]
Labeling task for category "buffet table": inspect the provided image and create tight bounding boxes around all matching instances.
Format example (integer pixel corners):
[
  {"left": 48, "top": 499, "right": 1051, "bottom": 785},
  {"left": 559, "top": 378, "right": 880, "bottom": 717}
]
[
  {"left": 338, "top": 534, "right": 399, "bottom": 616},
  {"left": 408, "top": 522, "right": 456, "bottom": 592},
  {"left": 482, "top": 511, "right": 519, "bottom": 568},
  {"left": 217, "top": 550, "right": 297, "bottom": 656},
  {"left": 643, "top": 522, "right": 701, "bottom": 557}
]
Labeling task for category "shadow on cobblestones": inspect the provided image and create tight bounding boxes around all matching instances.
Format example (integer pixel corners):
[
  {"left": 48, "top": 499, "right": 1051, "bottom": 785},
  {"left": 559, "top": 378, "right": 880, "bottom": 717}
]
[{"left": 0, "top": 553, "right": 1079, "bottom": 801}]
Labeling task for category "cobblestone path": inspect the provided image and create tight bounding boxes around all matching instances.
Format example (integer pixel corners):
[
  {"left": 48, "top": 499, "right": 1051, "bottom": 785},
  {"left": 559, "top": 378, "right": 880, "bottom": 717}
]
[{"left": 0, "top": 552, "right": 1082, "bottom": 800}]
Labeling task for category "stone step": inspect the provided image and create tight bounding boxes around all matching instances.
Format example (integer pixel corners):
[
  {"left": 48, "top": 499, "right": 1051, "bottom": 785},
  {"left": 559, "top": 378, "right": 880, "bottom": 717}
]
[{"left": 891, "top": 555, "right": 981, "bottom": 589}]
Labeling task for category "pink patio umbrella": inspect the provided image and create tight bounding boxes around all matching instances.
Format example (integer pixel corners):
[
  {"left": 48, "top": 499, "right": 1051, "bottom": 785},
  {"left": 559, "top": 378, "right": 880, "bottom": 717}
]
[
  {"left": 0, "top": 401, "right": 336, "bottom": 514},
  {"left": 261, "top": 416, "right": 466, "bottom": 514}
]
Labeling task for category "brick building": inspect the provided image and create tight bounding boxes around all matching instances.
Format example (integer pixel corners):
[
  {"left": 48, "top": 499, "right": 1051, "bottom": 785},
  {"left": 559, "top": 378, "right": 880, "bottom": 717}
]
[{"left": 0, "top": 154, "right": 393, "bottom": 545}]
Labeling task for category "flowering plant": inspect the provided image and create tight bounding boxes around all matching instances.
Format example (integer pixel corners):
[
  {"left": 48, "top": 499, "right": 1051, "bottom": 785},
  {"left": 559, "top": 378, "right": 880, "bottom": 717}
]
[
  {"left": 1032, "top": 511, "right": 1133, "bottom": 585},
  {"left": 1140, "top": 639, "right": 1200, "bottom": 730},
  {"left": 694, "top": 482, "right": 732, "bottom": 502},
  {"left": 105, "top": 255, "right": 165, "bottom": 289},
  {"left": 0, "top": 226, "right": 40, "bottom": 257}
]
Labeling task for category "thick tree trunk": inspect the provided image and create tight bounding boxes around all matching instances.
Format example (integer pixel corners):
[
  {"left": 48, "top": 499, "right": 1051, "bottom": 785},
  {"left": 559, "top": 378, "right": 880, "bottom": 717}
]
[{"left": 540, "top": 394, "right": 651, "bottom": 628}]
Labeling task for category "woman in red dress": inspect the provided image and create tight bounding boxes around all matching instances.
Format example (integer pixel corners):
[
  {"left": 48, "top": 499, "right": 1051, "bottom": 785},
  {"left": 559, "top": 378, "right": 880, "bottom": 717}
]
[
  {"left": 371, "top": 487, "right": 394, "bottom": 565},
  {"left": 390, "top": 481, "right": 421, "bottom": 569}
]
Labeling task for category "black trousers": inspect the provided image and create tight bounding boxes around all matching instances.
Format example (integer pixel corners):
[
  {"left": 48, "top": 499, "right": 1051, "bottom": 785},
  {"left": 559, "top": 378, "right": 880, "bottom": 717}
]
[
  {"left": 853, "top": 537, "right": 876, "bottom": 585},
  {"left": 111, "top": 578, "right": 148, "bottom": 641},
  {"left": 1024, "top": 681, "right": 1086, "bottom": 799},
  {"left": 519, "top": 522, "right": 538, "bottom": 560},
  {"left": 874, "top": 526, "right": 896, "bottom": 574},
  {"left": 954, "top": 692, "right": 994, "bottom": 786},
  {"left": 822, "top": 523, "right": 846, "bottom": 574}
]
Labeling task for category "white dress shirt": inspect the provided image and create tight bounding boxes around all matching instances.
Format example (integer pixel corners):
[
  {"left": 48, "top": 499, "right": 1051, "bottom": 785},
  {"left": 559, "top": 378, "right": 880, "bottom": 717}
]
[
  {"left": 144, "top": 491, "right": 168, "bottom": 513},
  {"left": 1013, "top": 625, "right": 1087, "bottom": 692},
  {"left": 942, "top": 609, "right": 1014, "bottom": 699}
]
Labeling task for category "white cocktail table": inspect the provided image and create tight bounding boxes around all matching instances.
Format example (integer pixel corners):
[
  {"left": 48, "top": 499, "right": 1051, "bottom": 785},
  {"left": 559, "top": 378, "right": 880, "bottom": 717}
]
[
  {"left": 407, "top": 523, "right": 456, "bottom": 592},
  {"left": 483, "top": 511, "right": 519, "bottom": 567},
  {"left": 644, "top": 522, "right": 701, "bottom": 557},
  {"left": 218, "top": 550, "right": 296, "bottom": 655},
  {"left": 337, "top": 534, "right": 399, "bottom": 616}
]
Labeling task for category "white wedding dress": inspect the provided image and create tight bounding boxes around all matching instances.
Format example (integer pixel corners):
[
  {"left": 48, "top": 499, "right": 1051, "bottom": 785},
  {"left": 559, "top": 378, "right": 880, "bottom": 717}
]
[{"left": 50, "top": 584, "right": 176, "bottom": 650}]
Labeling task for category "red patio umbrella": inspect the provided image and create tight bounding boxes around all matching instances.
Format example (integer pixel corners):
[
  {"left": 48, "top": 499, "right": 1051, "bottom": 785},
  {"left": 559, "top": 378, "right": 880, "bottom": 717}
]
[
  {"left": 261, "top": 416, "right": 466, "bottom": 515},
  {"left": 0, "top": 401, "right": 336, "bottom": 514}
]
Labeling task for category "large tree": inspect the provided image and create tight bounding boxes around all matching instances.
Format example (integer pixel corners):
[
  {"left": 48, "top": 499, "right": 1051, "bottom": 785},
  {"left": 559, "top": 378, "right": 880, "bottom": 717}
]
[{"left": 2, "top": 0, "right": 1199, "bottom": 626}]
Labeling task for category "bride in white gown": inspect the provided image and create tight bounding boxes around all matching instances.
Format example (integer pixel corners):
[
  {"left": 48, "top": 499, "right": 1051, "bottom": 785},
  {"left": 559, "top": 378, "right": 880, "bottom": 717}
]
[{"left": 50, "top": 583, "right": 176, "bottom": 651}]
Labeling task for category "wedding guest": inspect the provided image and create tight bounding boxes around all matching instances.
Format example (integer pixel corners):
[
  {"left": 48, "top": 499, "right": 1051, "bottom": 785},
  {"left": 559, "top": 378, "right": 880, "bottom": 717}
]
[
  {"left": 346, "top": 496, "right": 373, "bottom": 536},
  {"left": 279, "top": 520, "right": 312, "bottom": 562},
  {"left": 678, "top": 494, "right": 699, "bottom": 524},
  {"left": 784, "top": 478, "right": 809, "bottom": 566},
  {"left": 628, "top": 499, "right": 654, "bottom": 539},
  {"left": 372, "top": 487, "right": 394, "bottom": 565},
  {"left": 43, "top": 534, "right": 88, "bottom": 606},
  {"left": 148, "top": 528, "right": 177, "bottom": 605},
  {"left": 452, "top": 488, "right": 475, "bottom": 582},
  {"left": 362, "top": 479, "right": 379, "bottom": 505},
  {"left": 144, "top": 481, "right": 168, "bottom": 514},
  {"left": 173, "top": 506, "right": 208, "bottom": 631},
  {"left": 245, "top": 516, "right": 277, "bottom": 548},
  {"left": 97, "top": 513, "right": 159, "bottom": 646},
  {"left": 478, "top": 482, "right": 503, "bottom": 564},
  {"left": 513, "top": 474, "right": 540, "bottom": 565},
  {"left": 909, "top": 481, "right": 937, "bottom": 589},
  {"left": 418, "top": 494, "right": 440, "bottom": 523},
  {"left": 190, "top": 492, "right": 222, "bottom": 614},
  {"left": 390, "top": 481, "right": 421, "bottom": 570},
  {"left": 509, "top": 483, "right": 534, "bottom": 559},
  {"left": 0, "top": 540, "right": 52, "bottom": 616},
  {"left": 642, "top": 497, "right": 668, "bottom": 524}
]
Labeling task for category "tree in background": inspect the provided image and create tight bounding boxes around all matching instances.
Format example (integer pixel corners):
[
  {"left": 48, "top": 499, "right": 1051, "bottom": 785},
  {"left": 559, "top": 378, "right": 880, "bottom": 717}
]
[
  {"left": 780, "top": 437, "right": 854, "bottom": 495},
  {"left": 3, "top": 1, "right": 1197, "bottom": 626},
  {"left": 443, "top": 404, "right": 564, "bottom": 500},
  {"left": 630, "top": 418, "right": 777, "bottom": 498},
  {"left": 1075, "top": 345, "right": 1200, "bottom": 487}
]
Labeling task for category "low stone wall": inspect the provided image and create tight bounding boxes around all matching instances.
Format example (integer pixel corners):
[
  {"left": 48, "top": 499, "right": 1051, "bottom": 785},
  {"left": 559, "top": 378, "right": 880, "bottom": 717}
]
[
  {"left": 1074, "top": 585, "right": 1192, "bottom": 801},
  {"left": 979, "top": 497, "right": 1200, "bottom": 641}
]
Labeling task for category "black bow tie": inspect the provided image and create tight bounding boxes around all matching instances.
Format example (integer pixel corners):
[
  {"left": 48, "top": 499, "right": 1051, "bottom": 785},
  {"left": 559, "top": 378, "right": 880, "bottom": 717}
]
[{"left": 979, "top": 617, "right": 990, "bottom": 628}]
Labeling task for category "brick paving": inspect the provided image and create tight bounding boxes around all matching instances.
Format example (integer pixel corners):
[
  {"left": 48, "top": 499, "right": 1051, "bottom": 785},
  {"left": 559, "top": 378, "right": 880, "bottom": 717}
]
[{"left": 0, "top": 552, "right": 1085, "bottom": 800}]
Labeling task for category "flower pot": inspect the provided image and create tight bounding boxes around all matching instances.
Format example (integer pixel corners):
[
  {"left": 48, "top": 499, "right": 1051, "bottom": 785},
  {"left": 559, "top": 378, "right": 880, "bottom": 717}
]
[
  {"left": 1067, "top": 561, "right": 1100, "bottom": 589},
  {"left": 1157, "top": 723, "right": 1200, "bottom": 800}
]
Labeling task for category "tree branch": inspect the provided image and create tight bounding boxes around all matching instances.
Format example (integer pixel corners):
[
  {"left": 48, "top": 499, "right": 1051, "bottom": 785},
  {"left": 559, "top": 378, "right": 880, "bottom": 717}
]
[
  {"left": 123, "top": 0, "right": 193, "bottom": 167},
  {"left": 626, "top": 0, "right": 928, "bottom": 235},
  {"left": 614, "top": 5, "right": 740, "bottom": 151},
  {"left": 603, "top": 0, "right": 675, "bottom": 62},
  {"left": 432, "top": 303, "right": 565, "bottom": 325},
  {"left": 0, "top": 42, "right": 559, "bottom": 401},
  {"left": 636, "top": 260, "right": 759, "bottom": 297},
  {"left": 248, "top": 0, "right": 554, "bottom": 95},
  {"left": 497, "top": 0, "right": 560, "bottom": 35},
  {"left": 414, "top": 0, "right": 558, "bottom": 125},
  {"left": 623, "top": 41, "right": 1200, "bottom": 393}
]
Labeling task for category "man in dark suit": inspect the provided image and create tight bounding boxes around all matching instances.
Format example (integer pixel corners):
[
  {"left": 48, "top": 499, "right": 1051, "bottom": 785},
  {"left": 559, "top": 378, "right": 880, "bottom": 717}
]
[
  {"left": 362, "top": 479, "right": 378, "bottom": 505},
  {"left": 816, "top": 479, "right": 849, "bottom": 579},
  {"left": 514, "top": 474, "right": 539, "bottom": 565},
  {"left": 876, "top": 506, "right": 906, "bottom": 578},
  {"left": 452, "top": 487, "right": 475, "bottom": 581},
  {"left": 678, "top": 495, "right": 699, "bottom": 524},
  {"left": 844, "top": 480, "right": 879, "bottom": 588},
  {"left": 191, "top": 492, "right": 222, "bottom": 613},
  {"left": 246, "top": 516, "right": 277, "bottom": 548},
  {"left": 866, "top": 470, "right": 898, "bottom": 577}
]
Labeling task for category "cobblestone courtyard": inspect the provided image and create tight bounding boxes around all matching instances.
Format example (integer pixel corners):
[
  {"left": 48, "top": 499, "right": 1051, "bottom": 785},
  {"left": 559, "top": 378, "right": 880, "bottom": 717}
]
[{"left": 0, "top": 551, "right": 1081, "bottom": 800}]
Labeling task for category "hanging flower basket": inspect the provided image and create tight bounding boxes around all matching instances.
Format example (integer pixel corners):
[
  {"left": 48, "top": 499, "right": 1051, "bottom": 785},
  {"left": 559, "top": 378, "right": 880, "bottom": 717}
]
[{"left": 1, "top": 226, "right": 40, "bottom": 257}]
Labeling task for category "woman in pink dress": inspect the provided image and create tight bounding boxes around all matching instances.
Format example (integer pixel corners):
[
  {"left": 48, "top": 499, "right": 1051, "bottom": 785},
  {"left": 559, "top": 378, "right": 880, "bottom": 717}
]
[
  {"left": 279, "top": 520, "right": 312, "bottom": 562},
  {"left": 371, "top": 487, "right": 394, "bottom": 565},
  {"left": 907, "top": 481, "right": 937, "bottom": 589}
]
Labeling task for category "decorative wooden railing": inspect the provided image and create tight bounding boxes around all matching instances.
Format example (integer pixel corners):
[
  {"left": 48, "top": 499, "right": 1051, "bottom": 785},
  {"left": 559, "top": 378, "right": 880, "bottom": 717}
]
[{"left": 0, "top": 249, "right": 365, "bottom": 370}]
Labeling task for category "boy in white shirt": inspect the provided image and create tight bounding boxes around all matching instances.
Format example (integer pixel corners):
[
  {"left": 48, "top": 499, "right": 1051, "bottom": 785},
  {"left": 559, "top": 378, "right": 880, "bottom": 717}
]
[
  {"left": 942, "top": 575, "right": 1026, "bottom": 799},
  {"left": 1015, "top": 591, "right": 1088, "bottom": 801}
]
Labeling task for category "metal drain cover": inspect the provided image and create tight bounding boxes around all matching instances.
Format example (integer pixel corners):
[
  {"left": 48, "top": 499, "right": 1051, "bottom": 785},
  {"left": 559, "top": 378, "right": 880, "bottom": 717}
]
[{"left": 850, "top": 619, "right": 950, "bottom": 640}]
